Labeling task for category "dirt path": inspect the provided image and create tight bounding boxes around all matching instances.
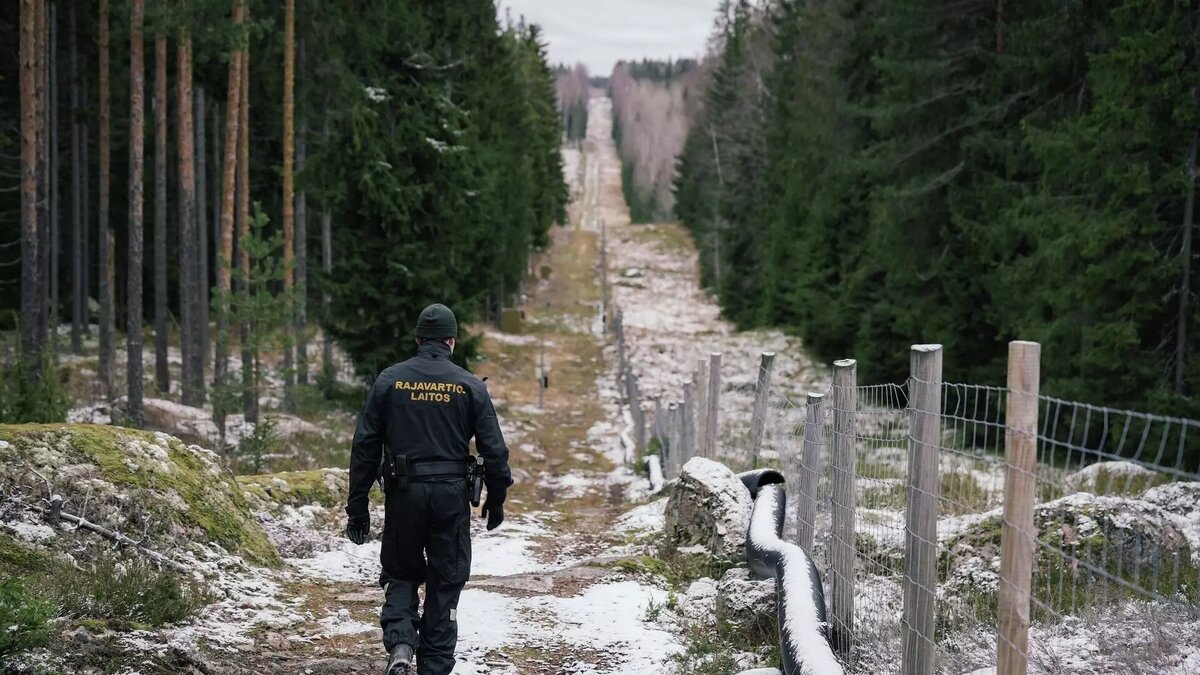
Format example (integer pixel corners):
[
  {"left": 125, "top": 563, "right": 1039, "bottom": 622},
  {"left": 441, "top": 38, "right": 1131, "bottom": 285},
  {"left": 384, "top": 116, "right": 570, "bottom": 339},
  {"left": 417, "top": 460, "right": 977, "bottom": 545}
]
[{"left": 206, "top": 97, "right": 676, "bottom": 675}]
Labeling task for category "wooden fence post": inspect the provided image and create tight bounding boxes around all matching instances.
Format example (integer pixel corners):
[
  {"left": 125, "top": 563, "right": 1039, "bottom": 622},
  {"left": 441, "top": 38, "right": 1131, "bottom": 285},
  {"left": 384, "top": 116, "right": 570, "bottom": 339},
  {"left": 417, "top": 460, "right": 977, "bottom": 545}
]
[
  {"left": 666, "top": 402, "right": 679, "bottom": 478},
  {"left": 653, "top": 397, "right": 663, "bottom": 444},
  {"left": 627, "top": 366, "right": 646, "bottom": 452},
  {"left": 705, "top": 352, "right": 722, "bottom": 459},
  {"left": 797, "top": 391, "right": 825, "bottom": 553},
  {"left": 695, "top": 357, "right": 709, "bottom": 456},
  {"left": 830, "top": 359, "right": 858, "bottom": 655},
  {"left": 998, "top": 341, "right": 1040, "bottom": 675},
  {"left": 683, "top": 380, "right": 696, "bottom": 465},
  {"left": 749, "top": 351, "right": 777, "bottom": 468},
  {"left": 903, "top": 345, "right": 943, "bottom": 675}
]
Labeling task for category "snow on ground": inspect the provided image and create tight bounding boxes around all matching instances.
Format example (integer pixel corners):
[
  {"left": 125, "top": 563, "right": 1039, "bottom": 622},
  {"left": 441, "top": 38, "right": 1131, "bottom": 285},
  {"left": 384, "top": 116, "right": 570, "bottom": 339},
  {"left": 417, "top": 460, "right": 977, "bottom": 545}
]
[
  {"left": 454, "top": 581, "right": 679, "bottom": 675},
  {"left": 617, "top": 498, "right": 668, "bottom": 534}
]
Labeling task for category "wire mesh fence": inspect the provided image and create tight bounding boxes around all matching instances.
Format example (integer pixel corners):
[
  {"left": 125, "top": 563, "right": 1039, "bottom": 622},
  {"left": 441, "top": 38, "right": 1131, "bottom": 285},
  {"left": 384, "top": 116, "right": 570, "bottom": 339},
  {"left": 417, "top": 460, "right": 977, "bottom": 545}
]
[
  {"left": 810, "top": 358, "right": 1198, "bottom": 673},
  {"left": 646, "top": 341, "right": 1200, "bottom": 674}
]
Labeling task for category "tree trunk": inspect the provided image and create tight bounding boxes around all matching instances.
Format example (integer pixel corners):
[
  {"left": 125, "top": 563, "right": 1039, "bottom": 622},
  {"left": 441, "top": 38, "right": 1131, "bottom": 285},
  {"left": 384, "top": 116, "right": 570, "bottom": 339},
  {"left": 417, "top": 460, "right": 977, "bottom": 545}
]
[
  {"left": 49, "top": 2, "right": 60, "bottom": 347},
  {"left": 281, "top": 0, "right": 296, "bottom": 408},
  {"left": 1177, "top": 129, "right": 1198, "bottom": 395},
  {"left": 82, "top": 117, "right": 90, "bottom": 329},
  {"left": 154, "top": 34, "right": 169, "bottom": 394},
  {"left": 99, "top": 0, "right": 114, "bottom": 399},
  {"left": 35, "top": 0, "right": 50, "bottom": 354},
  {"left": 238, "top": 38, "right": 256, "bottom": 424},
  {"left": 211, "top": 99, "right": 220, "bottom": 265},
  {"left": 20, "top": 0, "right": 40, "bottom": 372},
  {"left": 195, "top": 85, "right": 210, "bottom": 368},
  {"left": 321, "top": 105, "right": 333, "bottom": 382},
  {"left": 295, "top": 34, "right": 308, "bottom": 386},
  {"left": 127, "top": 0, "right": 146, "bottom": 427},
  {"left": 177, "top": 5, "right": 203, "bottom": 406},
  {"left": 214, "top": 0, "right": 245, "bottom": 447},
  {"left": 69, "top": 0, "right": 81, "bottom": 354}
]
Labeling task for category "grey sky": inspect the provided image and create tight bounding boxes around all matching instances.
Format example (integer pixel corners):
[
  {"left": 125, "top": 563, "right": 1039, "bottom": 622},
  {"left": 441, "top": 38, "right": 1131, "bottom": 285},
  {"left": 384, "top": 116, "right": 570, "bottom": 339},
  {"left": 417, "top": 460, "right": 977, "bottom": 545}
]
[{"left": 498, "top": 0, "right": 717, "bottom": 76}]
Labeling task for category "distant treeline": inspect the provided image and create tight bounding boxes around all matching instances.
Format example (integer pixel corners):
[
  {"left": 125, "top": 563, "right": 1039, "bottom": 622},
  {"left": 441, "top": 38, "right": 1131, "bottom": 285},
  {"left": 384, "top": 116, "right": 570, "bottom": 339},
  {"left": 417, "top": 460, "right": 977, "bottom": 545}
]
[
  {"left": 555, "top": 64, "right": 589, "bottom": 142},
  {"left": 610, "top": 58, "right": 705, "bottom": 222},
  {"left": 675, "top": 0, "right": 1200, "bottom": 425}
]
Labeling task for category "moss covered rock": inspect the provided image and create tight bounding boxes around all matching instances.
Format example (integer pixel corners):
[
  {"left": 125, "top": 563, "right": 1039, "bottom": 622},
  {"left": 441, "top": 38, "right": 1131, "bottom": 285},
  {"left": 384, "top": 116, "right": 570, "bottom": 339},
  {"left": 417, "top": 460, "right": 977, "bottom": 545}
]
[
  {"left": 0, "top": 424, "right": 279, "bottom": 567},
  {"left": 939, "top": 491, "right": 1197, "bottom": 616},
  {"left": 237, "top": 468, "right": 350, "bottom": 511}
]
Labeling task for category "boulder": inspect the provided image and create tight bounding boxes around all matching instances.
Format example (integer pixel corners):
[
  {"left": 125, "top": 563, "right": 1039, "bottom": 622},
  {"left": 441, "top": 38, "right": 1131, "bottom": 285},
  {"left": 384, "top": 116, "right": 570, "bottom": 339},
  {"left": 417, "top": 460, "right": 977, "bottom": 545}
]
[
  {"left": 678, "top": 577, "right": 718, "bottom": 626},
  {"left": 940, "top": 492, "right": 1195, "bottom": 607},
  {"left": 1065, "top": 460, "right": 1166, "bottom": 496},
  {"left": 665, "top": 457, "right": 753, "bottom": 560},
  {"left": 1140, "top": 481, "right": 1200, "bottom": 562},
  {"left": 716, "top": 567, "right": 777, "bottom": 631}
]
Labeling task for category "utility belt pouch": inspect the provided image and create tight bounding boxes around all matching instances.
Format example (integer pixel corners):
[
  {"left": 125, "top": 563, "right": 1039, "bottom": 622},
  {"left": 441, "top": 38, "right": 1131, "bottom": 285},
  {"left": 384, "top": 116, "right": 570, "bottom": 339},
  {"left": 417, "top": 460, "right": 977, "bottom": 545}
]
[{"left": 395, "top": 454, "right": 411, "bottom": 493}]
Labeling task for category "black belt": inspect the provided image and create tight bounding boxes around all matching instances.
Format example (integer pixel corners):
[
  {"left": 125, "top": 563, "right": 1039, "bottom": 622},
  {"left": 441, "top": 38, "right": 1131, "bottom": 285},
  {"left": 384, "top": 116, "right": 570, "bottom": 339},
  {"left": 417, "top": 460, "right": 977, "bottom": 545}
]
[{"left": 409, "top": 460, "right": 468, "bottom": 479}]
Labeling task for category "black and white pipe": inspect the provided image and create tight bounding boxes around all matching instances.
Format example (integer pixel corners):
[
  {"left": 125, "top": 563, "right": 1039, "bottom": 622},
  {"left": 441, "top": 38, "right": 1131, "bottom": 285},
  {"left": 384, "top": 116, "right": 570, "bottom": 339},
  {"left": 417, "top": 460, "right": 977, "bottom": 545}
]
[{"left": 738, "top": 469, "right": 845, "bottom": 675}]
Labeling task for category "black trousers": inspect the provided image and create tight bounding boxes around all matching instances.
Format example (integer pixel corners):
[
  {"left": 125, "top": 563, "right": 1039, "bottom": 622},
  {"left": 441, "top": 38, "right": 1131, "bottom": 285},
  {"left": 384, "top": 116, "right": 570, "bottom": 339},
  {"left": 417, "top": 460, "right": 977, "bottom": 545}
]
[{"left": 379, "top": 478, "right": 471, "bottom": 675}]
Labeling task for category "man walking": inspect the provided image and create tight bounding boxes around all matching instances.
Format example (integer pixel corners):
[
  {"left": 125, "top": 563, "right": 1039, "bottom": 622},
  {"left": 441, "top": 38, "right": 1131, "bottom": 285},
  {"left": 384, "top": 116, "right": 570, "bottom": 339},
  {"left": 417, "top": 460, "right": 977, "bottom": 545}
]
[{"left": 345, "top": 303, "right": 513, "bottom": 675}]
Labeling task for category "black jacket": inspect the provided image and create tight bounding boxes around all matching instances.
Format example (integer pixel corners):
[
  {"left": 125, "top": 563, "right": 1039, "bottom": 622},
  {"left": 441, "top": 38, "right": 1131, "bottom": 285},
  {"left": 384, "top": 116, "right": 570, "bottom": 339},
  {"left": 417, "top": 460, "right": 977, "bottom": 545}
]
[{"left": 346, "top": 340, "right": 512, "bottom": 517}]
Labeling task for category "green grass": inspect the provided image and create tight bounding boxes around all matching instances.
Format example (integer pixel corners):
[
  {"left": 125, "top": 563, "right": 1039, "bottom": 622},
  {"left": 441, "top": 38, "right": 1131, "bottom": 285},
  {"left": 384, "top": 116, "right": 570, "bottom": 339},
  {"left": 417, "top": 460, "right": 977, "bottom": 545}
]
[
  {"left": 1086, "top": 466, "right": 1172, "bottom": 497},
  {"left": 860, "top": 471, "right": 990, "bottom": 515},
  {"left": 612, "top": 545, "right": 737, "bottom": 592},
  {"left": 669, "top": 618, "right": 781, "bottom": 675},
  {"left": 0, "top": 579, "right": 53, "bottom": 656},
  {"left": 47, "top": 553, "right": 211, "bottom": 629}
]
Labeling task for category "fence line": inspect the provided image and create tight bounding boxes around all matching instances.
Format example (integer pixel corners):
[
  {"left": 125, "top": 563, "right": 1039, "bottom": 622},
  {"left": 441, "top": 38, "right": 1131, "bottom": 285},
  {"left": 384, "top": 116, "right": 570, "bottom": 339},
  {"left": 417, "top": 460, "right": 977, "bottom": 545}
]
[{"left": 634, "top": 337, "right": 1200, "bottom": 673}]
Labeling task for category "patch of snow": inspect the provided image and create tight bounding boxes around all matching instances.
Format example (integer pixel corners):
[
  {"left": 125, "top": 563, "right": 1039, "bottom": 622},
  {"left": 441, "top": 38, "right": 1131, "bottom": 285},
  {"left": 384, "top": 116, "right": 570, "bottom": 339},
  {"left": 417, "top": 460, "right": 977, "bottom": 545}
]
[
  {"left": 471, "top": 514, "right": 557, "bottom": 577},
  {"left": 318, "top": 611, "right": 379, "bottom": 637},
  {"left": 616, "top": 498, "right": 667, "bottom": 534},
  {"left": 288, "top": 541, "right": 381, "bottom": 584},
  {"left": 3, "top": 521, "right": 56, "bottom": 543}
]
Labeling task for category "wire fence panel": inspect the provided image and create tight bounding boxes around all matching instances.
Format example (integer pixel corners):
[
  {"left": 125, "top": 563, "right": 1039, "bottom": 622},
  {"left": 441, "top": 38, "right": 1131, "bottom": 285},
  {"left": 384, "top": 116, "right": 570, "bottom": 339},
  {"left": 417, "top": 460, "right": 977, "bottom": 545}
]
[
  {"left": 1021, "top": 397, "right": 1200, "bottom": 673},
  {"left": 841, "top": 382, "right": 910, "bottom": 674}
]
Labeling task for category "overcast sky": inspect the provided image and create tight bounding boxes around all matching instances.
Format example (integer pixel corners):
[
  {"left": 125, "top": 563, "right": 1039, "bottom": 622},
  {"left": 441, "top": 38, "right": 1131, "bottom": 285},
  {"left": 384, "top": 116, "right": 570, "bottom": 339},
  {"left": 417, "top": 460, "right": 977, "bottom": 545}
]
[{"left": 498, "top": 0, "right": 717, "bottom": 76}]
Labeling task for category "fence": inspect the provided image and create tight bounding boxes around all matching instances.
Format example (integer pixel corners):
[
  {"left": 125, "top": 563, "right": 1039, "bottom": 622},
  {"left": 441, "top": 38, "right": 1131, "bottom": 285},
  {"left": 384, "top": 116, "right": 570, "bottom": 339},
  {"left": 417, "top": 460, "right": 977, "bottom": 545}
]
[{"left": 631, "top": 340, "right": 1200, "bottom": 674}]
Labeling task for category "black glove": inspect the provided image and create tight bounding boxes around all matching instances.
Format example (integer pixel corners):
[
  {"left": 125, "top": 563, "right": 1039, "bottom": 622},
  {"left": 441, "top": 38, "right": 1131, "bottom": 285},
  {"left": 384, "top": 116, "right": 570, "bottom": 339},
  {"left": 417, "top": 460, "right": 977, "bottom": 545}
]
[
  {"left": 345, "top": 514, "right": 370, "bottom": 545},
  {"left": 480, "top": 484, "right": 507, "bottom": 531}
]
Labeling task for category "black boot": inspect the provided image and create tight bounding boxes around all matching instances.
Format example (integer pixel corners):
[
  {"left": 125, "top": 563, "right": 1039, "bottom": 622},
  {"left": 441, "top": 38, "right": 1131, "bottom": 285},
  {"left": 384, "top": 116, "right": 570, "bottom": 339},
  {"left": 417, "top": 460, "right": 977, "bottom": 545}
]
[{"left": 385, "top": 644, "right": 414, "bottom": 675}]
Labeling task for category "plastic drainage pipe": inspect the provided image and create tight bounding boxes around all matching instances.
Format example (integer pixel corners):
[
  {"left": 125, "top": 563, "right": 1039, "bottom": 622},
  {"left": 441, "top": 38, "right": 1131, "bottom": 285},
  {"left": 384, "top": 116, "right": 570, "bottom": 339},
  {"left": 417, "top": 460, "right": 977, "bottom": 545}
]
[{"left": 738, "top": 469, "right": 845, "bottom": 675}]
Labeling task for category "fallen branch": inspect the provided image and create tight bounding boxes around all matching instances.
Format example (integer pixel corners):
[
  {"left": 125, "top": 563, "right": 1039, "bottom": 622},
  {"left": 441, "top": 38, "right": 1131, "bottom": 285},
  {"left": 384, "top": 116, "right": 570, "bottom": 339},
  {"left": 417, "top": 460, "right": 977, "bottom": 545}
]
[{"left": 37, "top": 497, "right": 190, "bottom": 574}]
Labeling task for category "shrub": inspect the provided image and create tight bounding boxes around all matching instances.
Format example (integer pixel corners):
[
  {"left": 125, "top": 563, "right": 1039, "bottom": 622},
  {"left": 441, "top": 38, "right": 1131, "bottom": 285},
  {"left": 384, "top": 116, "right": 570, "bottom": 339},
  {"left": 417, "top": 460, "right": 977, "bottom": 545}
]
[
  {"left": 0, "top": 347, "right": 70, "bottom": 424},
  {"left": 0, "top": 579, "right": 53, "bottom": 656},
  {"left": 49, "top": 554, "right": 211, "bottom": 628}
]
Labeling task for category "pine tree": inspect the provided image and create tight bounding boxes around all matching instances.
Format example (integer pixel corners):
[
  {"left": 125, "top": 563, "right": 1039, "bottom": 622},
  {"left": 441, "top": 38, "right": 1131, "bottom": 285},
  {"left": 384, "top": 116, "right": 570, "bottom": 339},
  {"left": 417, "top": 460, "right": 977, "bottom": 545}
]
[
  {"left": 154, "top": 28, "right": 169, "bottom": 394},
  {"left": 178, "top": 0, "right": 203, "bottom": 406},
  {"left": 98, "top": 0, "right": 114, "bottom": 399},
  {"left": 20, "top": 0, "right": 41, "bottom": 372},
  {"left": 213, "top": 0, "right": 245, "bottom": 445},
  {"left": 281, "top": 0, "right": 296, "bottom": 408},
  {"left": 127, "top": 0, "right": 147, "bottom": 427}
]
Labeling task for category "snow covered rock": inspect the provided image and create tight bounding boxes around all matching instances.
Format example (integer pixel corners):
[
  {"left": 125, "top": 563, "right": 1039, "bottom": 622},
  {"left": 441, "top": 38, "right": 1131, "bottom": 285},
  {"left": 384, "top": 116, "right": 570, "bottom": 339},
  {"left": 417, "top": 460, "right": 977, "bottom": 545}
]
[
  {"left": 665, "top": 457, "right": 753, "bottom": 560},
  {"left": 1065, "top": 460, "right": 1167, "bottom": 496},
  {"left": 716, "top": 568, "right": 777, "bottom": 632},
  {"left": 678, "top": 577, "right": 719, "bottom": 626},
  {"left": 1140, "top": 481, "right": 1200, "bottom": 562},
  {"left": 939, "top": 492, "right": 1195, "bottom": 607}
]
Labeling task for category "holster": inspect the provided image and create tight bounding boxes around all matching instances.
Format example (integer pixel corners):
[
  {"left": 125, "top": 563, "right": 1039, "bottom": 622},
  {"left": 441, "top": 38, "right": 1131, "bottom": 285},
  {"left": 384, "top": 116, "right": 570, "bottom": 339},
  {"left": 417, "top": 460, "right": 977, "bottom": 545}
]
[
  {"left": 382, "top": 452, "right": 411, "bottom": 493},
  {"left": 469, "top": 456, "right": 485, "bottom": 507}
]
